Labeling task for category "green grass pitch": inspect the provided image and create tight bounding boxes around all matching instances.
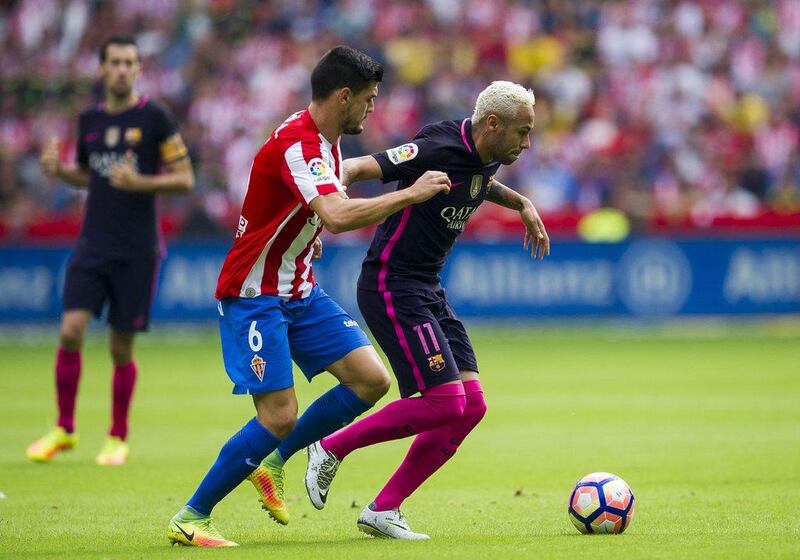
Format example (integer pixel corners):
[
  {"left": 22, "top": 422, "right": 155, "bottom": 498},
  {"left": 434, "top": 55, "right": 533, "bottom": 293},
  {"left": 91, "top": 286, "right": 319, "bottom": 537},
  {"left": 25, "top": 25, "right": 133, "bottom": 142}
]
[{"left": 1, "top": 324, "right": 799, "bottom": 559}]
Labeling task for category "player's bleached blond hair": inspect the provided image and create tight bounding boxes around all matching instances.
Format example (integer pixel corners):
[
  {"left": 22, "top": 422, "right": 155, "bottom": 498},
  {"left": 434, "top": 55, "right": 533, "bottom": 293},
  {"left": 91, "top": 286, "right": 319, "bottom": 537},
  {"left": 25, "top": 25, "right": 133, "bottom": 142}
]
[{"left": 471, "top": 81, "right": 536, "bottom": 123}]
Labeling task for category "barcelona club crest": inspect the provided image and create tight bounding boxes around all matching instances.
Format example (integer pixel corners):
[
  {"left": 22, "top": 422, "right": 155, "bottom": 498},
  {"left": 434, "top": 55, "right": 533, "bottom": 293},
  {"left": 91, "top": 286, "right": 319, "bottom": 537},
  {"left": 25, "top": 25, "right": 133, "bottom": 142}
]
[
  {"left": 124, "top": 127, "right": 142, "bottom": 146},
  {"left": 105, "top": 126, "right": 120, "bottom": 148},
  {"left": 428, "top": 353, "right": 446, "bottom": 372},
  {"left": 250, "top": 355, "right": 266, "bottom": 382}
]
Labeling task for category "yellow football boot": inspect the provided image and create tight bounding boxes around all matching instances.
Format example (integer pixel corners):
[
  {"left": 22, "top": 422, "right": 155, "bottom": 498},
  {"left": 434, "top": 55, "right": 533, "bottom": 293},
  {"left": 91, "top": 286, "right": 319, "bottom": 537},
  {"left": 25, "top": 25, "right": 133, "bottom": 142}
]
[
  {"left": 248, "top": 458, "right": 289, "bottom": 525},
  {"left": 26, "top": 427, "right": 78, "bottom": 462},
  {"left": 167, "top": 512, "right": 238, "bottom": 547},
  {"left": 95, "top": 436, "right": 129, "bottom": 466}
]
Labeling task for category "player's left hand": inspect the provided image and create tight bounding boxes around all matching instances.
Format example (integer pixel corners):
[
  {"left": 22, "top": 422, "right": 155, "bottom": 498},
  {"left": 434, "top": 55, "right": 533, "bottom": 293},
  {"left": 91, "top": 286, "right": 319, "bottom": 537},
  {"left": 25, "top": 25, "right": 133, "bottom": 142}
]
[
  {"left": 521, "top": 202, "right": 550, "bottom": 260},
  {"left": 312, "top": 237, "right": 323, "bottom": 259},
  {"left": 109, "top": 150, "right": 141, "bottom": 191}
]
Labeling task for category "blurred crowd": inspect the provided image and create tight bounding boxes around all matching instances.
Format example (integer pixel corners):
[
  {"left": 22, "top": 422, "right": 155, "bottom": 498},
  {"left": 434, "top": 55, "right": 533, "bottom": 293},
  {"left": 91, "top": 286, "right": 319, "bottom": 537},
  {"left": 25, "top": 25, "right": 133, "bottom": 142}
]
[{"left": 2, "top": 0, "right": 800, "bottom": 240}]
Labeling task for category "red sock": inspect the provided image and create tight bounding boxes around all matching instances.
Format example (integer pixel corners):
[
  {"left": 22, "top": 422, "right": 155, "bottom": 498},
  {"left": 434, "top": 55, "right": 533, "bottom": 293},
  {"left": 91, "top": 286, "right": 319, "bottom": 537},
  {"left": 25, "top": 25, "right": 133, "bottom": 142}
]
[
  {"left": 321, "top": 383, "right": 466, "bottom": 461},
  {"left": 109, "top": 362, "right": 137, "bottom": 440},
  {"left": 373, "top": 379, "right": 487, "bottom": 511},
  {"left": 55, "top": 347, "right": 81, "bottom": 433}
]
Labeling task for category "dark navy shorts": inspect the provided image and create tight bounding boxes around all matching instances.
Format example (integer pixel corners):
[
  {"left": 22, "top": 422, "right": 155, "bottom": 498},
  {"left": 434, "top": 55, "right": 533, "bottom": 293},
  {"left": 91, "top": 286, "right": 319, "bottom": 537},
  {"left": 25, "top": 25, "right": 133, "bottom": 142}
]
[
  {"left": 62, "top": 249, "right": 159, "bottom": 332},
  {"left": 218, "top": 285, "right": 371, "bottom": 395},
  {"left": 357, "top": 285, "right": 478, "bottom": 398}
]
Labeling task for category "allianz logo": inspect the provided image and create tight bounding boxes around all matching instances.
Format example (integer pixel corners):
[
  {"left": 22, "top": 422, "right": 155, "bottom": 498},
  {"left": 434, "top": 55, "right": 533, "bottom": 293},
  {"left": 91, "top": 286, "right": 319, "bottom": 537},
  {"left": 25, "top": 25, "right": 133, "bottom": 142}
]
[{"left": 440, "top": 206, "right": 478, "bottom": 230}]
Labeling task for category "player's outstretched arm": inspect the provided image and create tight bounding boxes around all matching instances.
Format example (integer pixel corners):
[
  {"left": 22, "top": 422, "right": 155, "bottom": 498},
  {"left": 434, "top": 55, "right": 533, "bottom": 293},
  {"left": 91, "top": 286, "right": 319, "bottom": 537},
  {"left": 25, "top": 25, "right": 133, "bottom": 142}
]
[
  {"left": 341, "top": 155, "right": 384, "bottom": 187},
  {"left": 109, "top": 149, "right": 194, "bottom": 194},
  {"left": 310, "top": 170, "right": 450, "bottom": 234},
  {"left": 40, "top": 138, "right": 90, "bottom": 188},
  {"left": 486, "top": 179, "right": 550, "bottom": 259}
]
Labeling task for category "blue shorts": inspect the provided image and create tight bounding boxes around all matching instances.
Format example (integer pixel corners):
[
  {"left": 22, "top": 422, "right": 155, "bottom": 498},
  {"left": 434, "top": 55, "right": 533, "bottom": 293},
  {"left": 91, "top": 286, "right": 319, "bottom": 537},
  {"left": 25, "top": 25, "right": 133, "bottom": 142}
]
[{"left": 218, "top": 286, "right": 371, "bottom": 395}]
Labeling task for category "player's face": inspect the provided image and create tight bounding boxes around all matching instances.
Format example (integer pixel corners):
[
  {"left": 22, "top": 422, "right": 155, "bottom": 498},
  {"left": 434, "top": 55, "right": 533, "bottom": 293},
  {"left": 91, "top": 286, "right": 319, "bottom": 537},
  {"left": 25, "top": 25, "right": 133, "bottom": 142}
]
[
  {"left": 492, "top": 105, "right": 535, "bottom": 165},
  {"left": 342, "top": 82, "right": 378, "bottom": 135},
  {"left": 100, "top": 45, "right": 141, "bottom": 98}
]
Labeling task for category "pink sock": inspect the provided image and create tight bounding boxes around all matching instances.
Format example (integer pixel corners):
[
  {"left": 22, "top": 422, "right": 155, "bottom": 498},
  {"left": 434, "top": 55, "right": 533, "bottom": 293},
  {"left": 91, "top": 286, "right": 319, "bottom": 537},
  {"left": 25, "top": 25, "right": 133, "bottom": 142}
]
[
  {"left": 322, "top": 383, "right": 466, "bottom": 461},
  {"left": 373, "top": 379, "right": 487, "bottom": 511},
  {"left": 55, "top": 347, "right": 82, "bottom": 433},
  {"left": 109, "top": 362, "right": 137, "bottom": 440}
]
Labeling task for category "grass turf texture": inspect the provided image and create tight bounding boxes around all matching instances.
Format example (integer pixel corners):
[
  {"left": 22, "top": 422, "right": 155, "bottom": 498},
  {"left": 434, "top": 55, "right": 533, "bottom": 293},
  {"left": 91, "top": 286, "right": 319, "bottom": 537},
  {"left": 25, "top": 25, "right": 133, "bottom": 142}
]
[{"left": 1, "top": 324, "right": 798, "bottom": 559}]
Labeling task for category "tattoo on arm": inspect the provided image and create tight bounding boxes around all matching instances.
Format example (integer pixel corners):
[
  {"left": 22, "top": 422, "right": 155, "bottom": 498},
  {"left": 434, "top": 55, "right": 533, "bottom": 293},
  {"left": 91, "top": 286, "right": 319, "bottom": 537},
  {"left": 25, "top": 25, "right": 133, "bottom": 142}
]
[{"left": 486, "top": 181, "right": 525, "bottom": 211}]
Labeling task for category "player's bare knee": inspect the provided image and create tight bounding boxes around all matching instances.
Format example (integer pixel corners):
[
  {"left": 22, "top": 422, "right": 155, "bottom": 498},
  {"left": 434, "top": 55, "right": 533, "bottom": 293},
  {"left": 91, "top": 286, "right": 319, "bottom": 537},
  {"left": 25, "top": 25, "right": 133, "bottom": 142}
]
[
  {"left": 258, "top": 410, "right": 296, "bottom": 439},
  {"left": 109, "top": 340, "right": 133, "bottom": 366},
  {"left": 353, "top": 366, "right": 391, "bottom": 404},
  {"left": 59, "top": 327, "right": 83, "bottom": 351}
]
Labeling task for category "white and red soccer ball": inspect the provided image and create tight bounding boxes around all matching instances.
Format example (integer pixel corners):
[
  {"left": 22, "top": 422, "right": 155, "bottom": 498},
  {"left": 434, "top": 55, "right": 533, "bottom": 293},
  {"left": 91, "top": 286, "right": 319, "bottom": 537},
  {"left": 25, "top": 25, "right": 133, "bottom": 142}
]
[{"left": 568, "top": 472, "right": 635, "bottom": 534}]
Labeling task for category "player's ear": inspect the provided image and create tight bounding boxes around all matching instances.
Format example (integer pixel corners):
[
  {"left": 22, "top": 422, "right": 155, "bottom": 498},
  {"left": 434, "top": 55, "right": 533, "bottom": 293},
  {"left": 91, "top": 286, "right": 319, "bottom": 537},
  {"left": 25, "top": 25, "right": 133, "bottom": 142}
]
[
  {"left": 337, "top": 87, "right": 352, "bottom": 106},
  {"left": 486, "top": 114, "right": 500, "bottom": 131}
]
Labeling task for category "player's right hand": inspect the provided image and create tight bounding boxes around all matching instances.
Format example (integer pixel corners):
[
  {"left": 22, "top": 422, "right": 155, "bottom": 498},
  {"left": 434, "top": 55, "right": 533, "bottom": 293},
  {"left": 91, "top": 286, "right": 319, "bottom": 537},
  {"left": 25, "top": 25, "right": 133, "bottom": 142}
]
[
  {"left": 40, "top": 138, "right": 61, "bottom": 178},
  {"left": 408, "top": 170, "right": 450, "bottom": 203}
]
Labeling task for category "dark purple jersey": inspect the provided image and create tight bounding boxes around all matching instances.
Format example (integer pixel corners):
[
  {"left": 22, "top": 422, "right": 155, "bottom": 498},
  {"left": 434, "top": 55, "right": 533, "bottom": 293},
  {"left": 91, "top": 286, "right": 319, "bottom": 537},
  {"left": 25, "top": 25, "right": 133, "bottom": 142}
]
[
  {"left": 75, "top": 97, "right": 186, "bottom": 258},
  {"left": 358, "top": 119, "right": 502, "bottom": 290}
]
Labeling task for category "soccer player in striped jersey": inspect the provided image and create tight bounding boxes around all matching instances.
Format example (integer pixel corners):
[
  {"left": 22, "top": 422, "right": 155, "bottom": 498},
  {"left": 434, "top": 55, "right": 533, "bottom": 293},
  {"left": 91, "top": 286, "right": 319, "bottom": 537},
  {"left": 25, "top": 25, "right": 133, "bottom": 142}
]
[
  {"left": 167, "top": 46, "right": 450, "bottom": 547},
  {"left": 304, "top": 82, "right": 550, "bottom": 539}
]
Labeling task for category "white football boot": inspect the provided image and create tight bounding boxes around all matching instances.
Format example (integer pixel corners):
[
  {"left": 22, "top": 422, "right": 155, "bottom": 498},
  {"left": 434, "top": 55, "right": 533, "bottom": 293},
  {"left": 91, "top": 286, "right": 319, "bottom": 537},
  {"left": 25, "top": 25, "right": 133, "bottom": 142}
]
[
  {"left": 357, "top": 505, "right": 430, "bottom": 540},
  {"left": 305, "top": 441, "right": 341, "bottom": 509}
]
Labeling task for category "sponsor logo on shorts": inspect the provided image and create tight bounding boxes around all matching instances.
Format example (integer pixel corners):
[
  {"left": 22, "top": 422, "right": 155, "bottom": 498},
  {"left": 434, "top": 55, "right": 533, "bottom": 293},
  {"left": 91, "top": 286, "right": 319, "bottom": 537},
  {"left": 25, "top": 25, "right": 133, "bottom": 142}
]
[
  {"left": 343, "top": 319, "right": 359, "bottom": 327},
  {"left": 250, "top": 355, "right": 265, "bottom": 381},
  {"left": 428, "top": 353, "right": 446, "bottom": 372},
  {"left": 386, "top": 143, "right": 418, "bottom": 164}
]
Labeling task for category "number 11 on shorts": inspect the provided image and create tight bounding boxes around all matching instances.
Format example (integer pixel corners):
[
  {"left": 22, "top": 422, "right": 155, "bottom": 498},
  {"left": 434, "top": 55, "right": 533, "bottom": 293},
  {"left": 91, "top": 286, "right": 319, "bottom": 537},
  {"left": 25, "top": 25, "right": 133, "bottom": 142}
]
[{"left": 413, "top": 322, "right": 440, "bottom": 355}]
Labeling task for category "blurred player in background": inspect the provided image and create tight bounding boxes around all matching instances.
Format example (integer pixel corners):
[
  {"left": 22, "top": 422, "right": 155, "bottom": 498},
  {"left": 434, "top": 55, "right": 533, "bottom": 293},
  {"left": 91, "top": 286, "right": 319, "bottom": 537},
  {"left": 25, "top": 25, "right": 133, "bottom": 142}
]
[
  {"left": 26, "top": 35, "right": 194, "bottom": 467},
  {"left": 299, "top": 81, "right": 549, "bottom": 539},
  {"left": 166, "top": 46, "right": 450, "bottom": 548}
]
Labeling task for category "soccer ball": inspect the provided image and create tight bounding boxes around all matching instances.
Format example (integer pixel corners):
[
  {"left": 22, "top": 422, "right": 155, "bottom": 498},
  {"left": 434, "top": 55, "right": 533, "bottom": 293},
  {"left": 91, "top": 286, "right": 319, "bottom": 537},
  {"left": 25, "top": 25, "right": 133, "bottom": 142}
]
[{"left": 568, "top": 472, "right": 635, "bottom": 534}]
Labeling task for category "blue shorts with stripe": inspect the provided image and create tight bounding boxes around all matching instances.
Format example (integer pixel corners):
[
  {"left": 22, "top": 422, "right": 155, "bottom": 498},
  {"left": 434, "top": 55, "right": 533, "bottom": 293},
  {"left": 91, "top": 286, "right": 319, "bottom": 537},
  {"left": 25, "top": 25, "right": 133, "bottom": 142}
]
[
  {"left": 218, "top": 285, "right": 371, "bottom": 395},
  {"left": 356, "top": 284, "right": 478, "bottom": 398}
]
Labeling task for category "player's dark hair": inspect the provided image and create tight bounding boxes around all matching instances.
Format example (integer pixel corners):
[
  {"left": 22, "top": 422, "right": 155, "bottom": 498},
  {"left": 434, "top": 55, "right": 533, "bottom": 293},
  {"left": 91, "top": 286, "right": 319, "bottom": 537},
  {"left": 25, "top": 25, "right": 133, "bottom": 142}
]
[
  {"left": 99, "top": 35, "right": 139, "bottom": 63},
  {"left": 311, "top": 46, "right": 383, "bottom": 101}
]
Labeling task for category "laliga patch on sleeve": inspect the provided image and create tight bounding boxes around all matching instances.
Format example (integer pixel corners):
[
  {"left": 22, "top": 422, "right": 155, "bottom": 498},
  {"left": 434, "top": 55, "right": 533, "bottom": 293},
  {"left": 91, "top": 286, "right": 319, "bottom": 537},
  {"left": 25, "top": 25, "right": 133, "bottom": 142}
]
[
  {"left": 307, "top": 157, "right": 336, "bottom": 184},
  {"left": 386, "top": 143, "right": 419, "bottom": 165}
]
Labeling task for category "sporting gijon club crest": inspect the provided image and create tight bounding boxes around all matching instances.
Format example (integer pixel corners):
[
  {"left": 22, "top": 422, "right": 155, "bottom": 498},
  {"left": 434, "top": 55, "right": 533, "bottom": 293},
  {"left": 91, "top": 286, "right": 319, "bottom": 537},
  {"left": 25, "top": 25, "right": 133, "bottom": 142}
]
[{"left": 250, "top": 355, "right": 265, "bottom": 382}]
